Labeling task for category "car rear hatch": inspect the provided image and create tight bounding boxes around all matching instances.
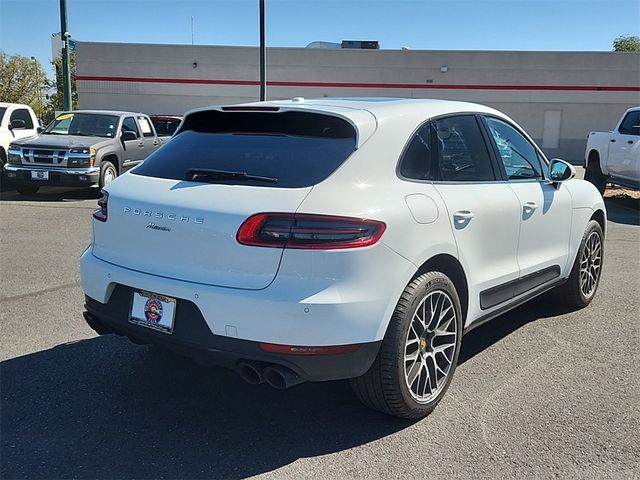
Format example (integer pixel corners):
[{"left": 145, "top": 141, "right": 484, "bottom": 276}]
[{"left": 91, "top": 107, "right": 370, "bottom": 290}]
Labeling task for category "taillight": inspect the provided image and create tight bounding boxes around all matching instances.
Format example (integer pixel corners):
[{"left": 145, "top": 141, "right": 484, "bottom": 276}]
[
  {"left": 93, "top": 190, "right": 108, "bottom": 222},
  {"left": 237, "top": 213, "right": 386, "bottom": 250}
]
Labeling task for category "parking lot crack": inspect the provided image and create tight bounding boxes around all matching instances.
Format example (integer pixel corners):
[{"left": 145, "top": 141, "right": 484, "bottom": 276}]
[{"left": 0, "top": 282, "right": 80, "bottom": 303}]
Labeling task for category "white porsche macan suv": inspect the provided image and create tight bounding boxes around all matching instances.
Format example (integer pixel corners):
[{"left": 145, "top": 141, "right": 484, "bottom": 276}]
[{"left": 81, "top": 98, "right": 605, "bottom": 418}]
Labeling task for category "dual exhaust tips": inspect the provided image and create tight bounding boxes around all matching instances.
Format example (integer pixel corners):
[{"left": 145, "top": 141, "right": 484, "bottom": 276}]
[{"left": 236, "top": 362, "right": 304, "bottom": 390}]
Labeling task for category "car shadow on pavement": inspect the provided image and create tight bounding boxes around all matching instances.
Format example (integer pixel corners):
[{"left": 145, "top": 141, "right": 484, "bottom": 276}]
[
  {"left": 0, "top": 336, "right": 413, "bottom": 479},
  {"left": 458, "top": 293, "right": 576, "bottom": 365},
  {"left": 603, "top": 197, "right": 639, "bottom": 226},
  {"left": 0, "top": 185, "right": 99, "bottom": 202},
  {"left": 1, "top": 295, "right": 579, "bottom": 479}
]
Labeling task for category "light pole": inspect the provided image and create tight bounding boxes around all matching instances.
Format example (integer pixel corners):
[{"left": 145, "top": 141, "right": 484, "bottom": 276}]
[
  {"left": 60, "top": 0, "right": 72, "bottom": 111},
  {"left": 259, "top": 0, "right": 266, "bottom": 101}
]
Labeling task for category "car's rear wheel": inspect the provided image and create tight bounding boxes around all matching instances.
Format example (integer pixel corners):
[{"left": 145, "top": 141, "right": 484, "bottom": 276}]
[
  {"left": 350, "top": 271, "right": 463, "bottom": 418},
  {"left": 552, "top": 220, "right": 604, "bottom": 308},
  {"left": 584, "top": 154, "right": 606, "bottom": 194},
  {"left": 99, "top": 161, "right": 117, "bottom": 189},
  {"left": 16, "top": 185, "right": 40, "bottom": 195}
]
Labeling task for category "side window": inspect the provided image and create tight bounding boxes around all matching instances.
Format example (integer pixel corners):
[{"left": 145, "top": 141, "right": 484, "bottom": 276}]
[
  {"left": 400, "top": 123, "right": 432, "bottom": 180},
  {"left": 122, "top": 116, "right": 140, "bottom": 137},
  {"left": 10, "top": 109, "right": 34, "bottom": 129},
  {"left": 137, "top": 116, "right": 154, "bottom": 137},
  {"left": 434, "top": 115, "right": 495, "bottom": 182},
  {"left": 618, "top": 111, "right": 640, "bottom": 136},
  {"left": 485, "top": 117, "right": 543, "bottom": 180}
]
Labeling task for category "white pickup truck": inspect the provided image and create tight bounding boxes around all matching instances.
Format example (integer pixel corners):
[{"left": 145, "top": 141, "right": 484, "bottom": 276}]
[
  {"left": 584, "top": 106, "right": 640, "bottom": 193},
  {"left": 0, "top": 103, "right": 41, "bottom": 171}
]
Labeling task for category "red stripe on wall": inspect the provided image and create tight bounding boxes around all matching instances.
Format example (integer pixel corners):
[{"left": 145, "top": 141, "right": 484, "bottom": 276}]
[{"left": 75, "top": 75, "right": 640, "bottom": 92}]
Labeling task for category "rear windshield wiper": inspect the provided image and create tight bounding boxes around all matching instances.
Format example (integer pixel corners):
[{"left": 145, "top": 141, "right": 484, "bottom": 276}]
[{"left": 185, "top": 168, "right": 278, "bottom": 184}]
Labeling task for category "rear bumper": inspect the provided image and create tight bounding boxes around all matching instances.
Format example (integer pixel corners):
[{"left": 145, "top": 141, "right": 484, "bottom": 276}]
[
  {"left": 3, "top": 164, "right": 100, "bottom": 187},
  {"left": 83, "top": 286, "right": 381, "bottom": 382}
]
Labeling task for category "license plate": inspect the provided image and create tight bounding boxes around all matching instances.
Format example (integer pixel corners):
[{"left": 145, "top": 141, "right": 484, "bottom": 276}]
[
  {"left": 129, "top": 290, "right": 176, "bottom": 334},
  {"left": 31, "top": 171, "right": 49, "bottom": 180}
]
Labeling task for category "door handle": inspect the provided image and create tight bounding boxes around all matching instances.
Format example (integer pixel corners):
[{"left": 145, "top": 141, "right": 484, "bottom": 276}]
[
  {"left": 610, "top": 139, "right": 616, "bottom": 143},
  {"left": 628, "top": 140, "right": 634, "bottom": 144},
  {"left": 137, "top": 141, "right": 144, "bottom": 147},
  {"left": 453, "top": 210, "right": 474, "bottom": 223},
  {"left": 152, "top": 140, "right": 159, "bottom": 146},
  {"left": 523, "top": 201, "right": 539, "bottom": 213}
]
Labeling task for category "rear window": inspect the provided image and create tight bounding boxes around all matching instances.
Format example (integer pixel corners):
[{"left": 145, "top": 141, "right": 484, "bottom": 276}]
[{"left": 132, "top": 111, "right": 357, "bottom": 188}]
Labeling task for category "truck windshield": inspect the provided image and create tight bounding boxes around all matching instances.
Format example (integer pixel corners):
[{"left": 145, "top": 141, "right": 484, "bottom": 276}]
[{"left": 43, "top": 113, "right": 119, "bottom": 138}]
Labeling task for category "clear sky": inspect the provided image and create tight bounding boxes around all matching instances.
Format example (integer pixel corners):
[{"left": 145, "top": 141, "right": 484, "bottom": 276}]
[{"left": 1, "top": 0, "right": 639, "bottom": 79}]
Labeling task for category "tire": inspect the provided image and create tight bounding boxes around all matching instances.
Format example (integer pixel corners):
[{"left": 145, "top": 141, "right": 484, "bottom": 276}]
[
  {"left": 584, "top": 154, "right": 606, "bottom": 195},
  {"left": 99, "top": 161, "right": 117, "bottom": 189},
  {"left": 552, "top": 220, "right": 604, "bottom": 309},
  {"left": 16, "top": 185, "right": 40, "bottom": 195},
  {"left": 350, "top": 271, "right": 463, "bottom": 419},
  {"left": 0, "top": 150, "right": 11, "bottom": 192}
]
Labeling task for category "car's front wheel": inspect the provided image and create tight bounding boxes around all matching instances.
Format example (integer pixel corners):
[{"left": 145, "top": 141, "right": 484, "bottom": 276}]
[
  {"left": 99, "top": 161, "right": 117, "bottom": 189},
  {"left": 350, "top": 271, "right": 463, "bottom": 418},
  {"left": 552, "top": 220, "right": 604, "bottom": 308}
]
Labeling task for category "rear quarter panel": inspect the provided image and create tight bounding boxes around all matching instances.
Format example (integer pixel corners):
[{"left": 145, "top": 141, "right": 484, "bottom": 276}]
[{"left": 296, "top": 120, "right": 459, "bottom": 339}]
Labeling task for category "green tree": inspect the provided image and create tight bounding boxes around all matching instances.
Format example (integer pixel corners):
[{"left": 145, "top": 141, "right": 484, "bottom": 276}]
[
  {"left": 0, "top": 51, "right": 50, "bottom": 119},
  {"left": 49, "top": 53, "right": 77, "bottom": 115},
  {"left": 613, "top": 35, "right": 640, "bottom": 51}
]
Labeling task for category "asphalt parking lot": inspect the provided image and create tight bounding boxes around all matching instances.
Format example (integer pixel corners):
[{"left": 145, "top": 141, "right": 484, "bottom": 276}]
[{"left": 1, "top": 182, "right": 638, "bottom": 479}]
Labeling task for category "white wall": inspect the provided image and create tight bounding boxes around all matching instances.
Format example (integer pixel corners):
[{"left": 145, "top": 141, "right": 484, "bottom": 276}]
[{"left": 76, "top": 42, "right": 640, "bottom": 162}]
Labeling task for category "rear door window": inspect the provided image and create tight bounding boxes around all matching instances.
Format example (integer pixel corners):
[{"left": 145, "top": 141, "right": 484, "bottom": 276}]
[
  {"left": 433, "top": 115, "right": 496, "bottom": 181},
  {"left": 137, "top": 116, "right": 155, "bottom": 137},
  {"left": 132, "top": 111, "right": 357, "bottom": 188}
]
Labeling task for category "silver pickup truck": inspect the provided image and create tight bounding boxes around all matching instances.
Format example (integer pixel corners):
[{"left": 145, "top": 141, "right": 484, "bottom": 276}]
[{"left": 4, "top": 110, "right": 161, "bottom": 195}]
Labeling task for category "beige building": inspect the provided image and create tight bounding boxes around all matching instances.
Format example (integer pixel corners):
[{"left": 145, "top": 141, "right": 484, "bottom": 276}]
[{"left": 76, "top": 42, "right": 640, "bottom": 162}]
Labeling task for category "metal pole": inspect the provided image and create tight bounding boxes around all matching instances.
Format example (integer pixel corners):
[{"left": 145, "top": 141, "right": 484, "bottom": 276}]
[
  {"left": 259, "top": 0, "right": 266, "bottom": 101},
  {"left": 60, "top": 0, "right": 72, "bottom": 110}
]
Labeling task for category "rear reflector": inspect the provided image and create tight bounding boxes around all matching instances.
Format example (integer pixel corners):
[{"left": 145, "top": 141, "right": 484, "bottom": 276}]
[
  {"left": 259, "top": 342, "right": 361, "bottom": 355},
  {"left": 236, "top": 213, "right": 386, "bottom": 250}
]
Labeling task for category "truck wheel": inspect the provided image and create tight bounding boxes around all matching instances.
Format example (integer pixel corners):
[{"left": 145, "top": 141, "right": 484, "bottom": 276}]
[
  {"left": 16, "top": 185, "right": 40, "bottom": 195},
  {"left": 584, "top": 154, "right": 606, "bottom": 195},
  {"left": 99, "top": 161, "right": 117, "bottom": 188},
  {"left": 350, "top": 272, "right": 463, "bottom": 418}
]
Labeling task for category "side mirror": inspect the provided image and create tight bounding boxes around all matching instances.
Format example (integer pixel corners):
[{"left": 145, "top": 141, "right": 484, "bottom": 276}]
[
  {"left": 9, "top": 119, "right": 27, "bottom": 130},
  {"left": 548, "top": 158, "right": 575, "bottom": 185},
  {"left": 37, "top": 126, "right": 44, "bottom": 134},
  {"left": 121, "top": 130, "right": 138, "bottom": 142}
]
